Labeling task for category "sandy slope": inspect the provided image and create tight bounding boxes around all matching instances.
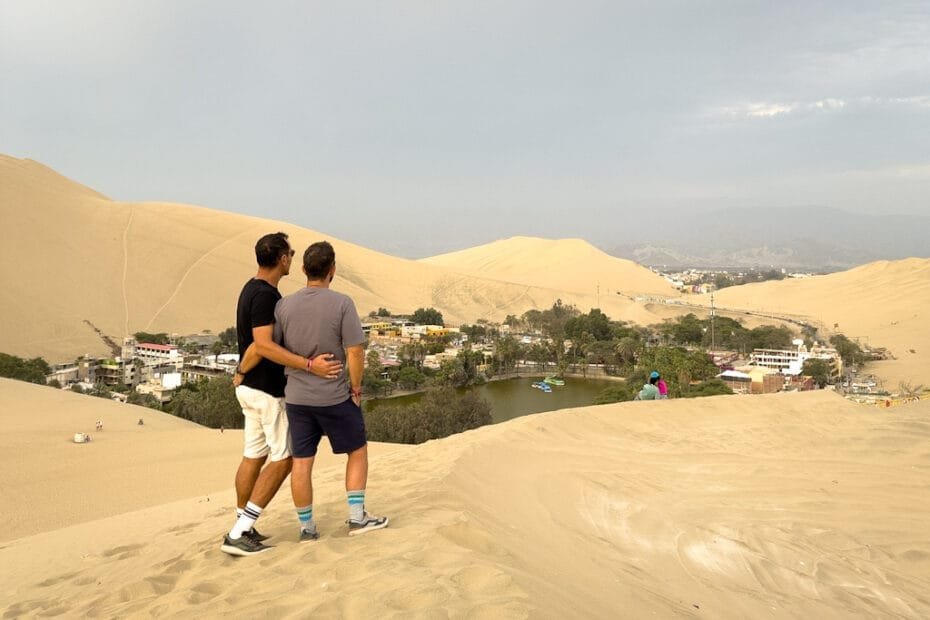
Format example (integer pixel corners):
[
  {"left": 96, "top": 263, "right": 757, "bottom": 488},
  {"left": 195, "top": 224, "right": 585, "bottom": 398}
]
[
  {"left": 2, "top": 380, "right": 929, "bottom": 618},
  {"left": 690, "top": 258, "right": 930, "bottom": 385},
  {"left": 0, "top": 155, "right": 671, "bottom": 363},
  {"left": 420, "top": 236, "right": 677, "bottom": 298}
]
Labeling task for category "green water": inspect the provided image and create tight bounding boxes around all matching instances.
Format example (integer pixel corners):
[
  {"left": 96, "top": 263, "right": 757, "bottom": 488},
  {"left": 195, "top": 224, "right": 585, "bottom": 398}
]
[{"left": 367, "top": 377, "right": 619, "bottom": 423}]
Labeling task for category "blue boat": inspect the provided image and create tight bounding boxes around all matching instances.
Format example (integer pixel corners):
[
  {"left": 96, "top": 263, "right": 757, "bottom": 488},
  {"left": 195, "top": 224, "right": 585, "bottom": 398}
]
[{"left": 531, "top": 381, "right": 552, "bottom": 393}]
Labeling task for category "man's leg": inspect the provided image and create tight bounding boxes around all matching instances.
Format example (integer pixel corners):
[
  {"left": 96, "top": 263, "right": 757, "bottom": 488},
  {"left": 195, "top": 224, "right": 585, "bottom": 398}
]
[
  {"left": 291, "top": 456, "right": 317, "bottom": 538},
  {"left": 228, "top": 393, "right": 291, "bottom": 541},
  {"left": 345, "top": 444, "right": 387, "bottom": 534},
  {"left": 345, "top": 444, "right": 369, "bottom": 493},
  {"left": 235, "top": 455, "right": 266, "bottom": 510}
]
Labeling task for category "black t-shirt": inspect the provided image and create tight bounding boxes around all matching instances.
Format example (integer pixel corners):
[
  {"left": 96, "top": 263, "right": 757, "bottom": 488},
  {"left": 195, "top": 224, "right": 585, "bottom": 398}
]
[{"left": 236, "top": 278, "right": 285, "bottom": 397}]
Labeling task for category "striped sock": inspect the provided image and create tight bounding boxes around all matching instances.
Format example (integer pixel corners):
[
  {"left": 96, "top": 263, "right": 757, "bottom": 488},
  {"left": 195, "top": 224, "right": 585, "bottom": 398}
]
[
  {"left": 229, "top": 501, "right": 262, "bottom": 539},
  {"left": 296, "top": 505, "right": 315, "bottom": 533},
  {"left": 347, "top": 490, "right": 365, "bottom": 522}
]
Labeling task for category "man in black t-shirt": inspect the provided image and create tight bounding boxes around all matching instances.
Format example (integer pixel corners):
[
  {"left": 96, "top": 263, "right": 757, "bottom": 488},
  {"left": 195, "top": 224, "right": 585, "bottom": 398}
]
[{"left": 221, "top": 232, "right": 342, "bottom": 557}]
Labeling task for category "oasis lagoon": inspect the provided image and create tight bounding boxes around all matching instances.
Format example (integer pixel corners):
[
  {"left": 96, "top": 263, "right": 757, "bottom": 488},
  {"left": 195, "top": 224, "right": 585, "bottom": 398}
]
[{"left": 367, "top": 377, "right": 620, "bottom": 424}]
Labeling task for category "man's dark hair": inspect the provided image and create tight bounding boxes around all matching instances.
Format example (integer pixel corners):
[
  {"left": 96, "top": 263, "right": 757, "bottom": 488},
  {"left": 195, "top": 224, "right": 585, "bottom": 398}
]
[
  {"left": 255, "top": 232, "right": 290, "bottom": 267},
  {"left": 303, "top": 241, "right": 336, "bottom": 279}
]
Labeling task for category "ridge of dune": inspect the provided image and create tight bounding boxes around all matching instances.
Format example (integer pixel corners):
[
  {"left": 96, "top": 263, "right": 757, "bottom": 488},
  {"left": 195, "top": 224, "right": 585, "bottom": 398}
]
[
  {"left": 0, "top": 155, "right": 666, "bottom": 362},
  {"left": 420, "top": 235, "right": 677, "bottom": 298},
  {"left": 3, "top": 383, "right": 929, "bottom": 617}
]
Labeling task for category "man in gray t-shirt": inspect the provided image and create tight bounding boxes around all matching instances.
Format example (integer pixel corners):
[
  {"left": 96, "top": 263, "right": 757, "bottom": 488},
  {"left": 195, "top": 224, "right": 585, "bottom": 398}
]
[
  {"left": 275, "top": 286, "right": 365, "bottom": 407},
  {"left": 274, "top": 241, "right": 389, "bottom": 540}
]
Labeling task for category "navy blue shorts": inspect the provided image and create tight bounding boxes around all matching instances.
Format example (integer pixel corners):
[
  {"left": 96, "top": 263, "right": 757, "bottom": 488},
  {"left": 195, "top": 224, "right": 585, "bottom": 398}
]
[{"left": 286, "top": 398, "right": 367, "bottom": 458}]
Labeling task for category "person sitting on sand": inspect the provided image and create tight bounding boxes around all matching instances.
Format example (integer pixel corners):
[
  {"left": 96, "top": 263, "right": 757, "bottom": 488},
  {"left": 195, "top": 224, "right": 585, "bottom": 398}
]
[
  {"left": 635, "top": 372, "right": 660, "bottom": 400},
  {"left": 654, "top": 372, "right": 669, "bottom": 399}
]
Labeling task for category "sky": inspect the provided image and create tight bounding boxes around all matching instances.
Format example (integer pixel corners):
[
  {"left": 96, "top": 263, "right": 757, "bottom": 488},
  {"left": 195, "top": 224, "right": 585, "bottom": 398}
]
[{"left": 2, "top": 1, "right": 929, "bottom": 257}]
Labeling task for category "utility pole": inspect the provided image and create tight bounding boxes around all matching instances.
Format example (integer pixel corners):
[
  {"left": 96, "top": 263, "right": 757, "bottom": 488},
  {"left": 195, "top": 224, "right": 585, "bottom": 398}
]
[{"left": 710, "top": 290, "right": 716, "bottom": 359}]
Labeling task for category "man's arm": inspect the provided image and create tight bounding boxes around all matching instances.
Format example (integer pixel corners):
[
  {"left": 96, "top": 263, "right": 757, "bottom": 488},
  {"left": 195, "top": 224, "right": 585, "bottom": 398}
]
[
  {"left": 236, "top": 325, "right": 343, "bottom": 378},
  {"left": 346, "top": 344, "right": 365, "bottom": 405}
]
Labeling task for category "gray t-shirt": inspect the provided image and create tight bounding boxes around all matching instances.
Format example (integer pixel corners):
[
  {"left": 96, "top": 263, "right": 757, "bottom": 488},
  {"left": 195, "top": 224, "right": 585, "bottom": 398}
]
[{"left": 274, "top": 287, "right": 366, "bottom": 407}]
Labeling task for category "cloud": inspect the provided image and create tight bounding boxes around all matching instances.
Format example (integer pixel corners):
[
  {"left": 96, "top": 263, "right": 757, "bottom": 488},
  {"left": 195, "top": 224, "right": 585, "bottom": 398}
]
[
  {"left": 710, "top": 94, "right": 930, "bottom": 120},
  {"left": 712, "top": 99, "right": 846, "bottom": 119}
]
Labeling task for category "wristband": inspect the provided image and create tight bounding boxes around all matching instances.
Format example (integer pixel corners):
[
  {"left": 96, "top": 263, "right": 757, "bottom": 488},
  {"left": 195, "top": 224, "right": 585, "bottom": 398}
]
[
  {"left": 235, "top": 365, "right": 244, "bottom": 375},
  {"left": 306, "top": 357, "right": 314, "bottom": 373},
  {"left": 351, "top": 387, "right": 362, "bottom": 397}
]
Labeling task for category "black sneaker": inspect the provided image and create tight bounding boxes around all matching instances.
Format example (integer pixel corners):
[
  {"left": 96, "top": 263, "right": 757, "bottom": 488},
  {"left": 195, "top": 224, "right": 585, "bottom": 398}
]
[
  {"left": 221, "top": 533, "right": 272, "bottom": 556},
  {"left": 243, "top": 527, "right": 269, "bottom": 542},
  {"left": 299, "top": 527, "right": 320, "bottom": 542},
  {"left": 347, "top": 512, "right": 389, "bottom": 536}
]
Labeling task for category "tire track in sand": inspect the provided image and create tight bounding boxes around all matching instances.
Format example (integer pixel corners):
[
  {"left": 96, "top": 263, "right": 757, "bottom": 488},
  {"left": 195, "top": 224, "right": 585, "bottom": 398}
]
[
  {"left": 143, "top": 228, "right": 254, "bottom": 331},
  {"left": 122, "top": 206, "right": 136, "bottom": 336}
]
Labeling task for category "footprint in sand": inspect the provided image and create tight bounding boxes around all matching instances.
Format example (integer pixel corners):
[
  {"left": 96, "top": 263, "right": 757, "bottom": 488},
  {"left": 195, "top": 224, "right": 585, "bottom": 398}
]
[
  {"left": 36, "top": 571, "right": 81, "bottom": 587},
  {"left": 187, "top": 581, "right": 223, "bottom": 604},
  {"left": 451, "top": 564, "right": 514, "bottom": 595},
  {"left": 102, "top": 543, "right": 145, "bottom": 559}
]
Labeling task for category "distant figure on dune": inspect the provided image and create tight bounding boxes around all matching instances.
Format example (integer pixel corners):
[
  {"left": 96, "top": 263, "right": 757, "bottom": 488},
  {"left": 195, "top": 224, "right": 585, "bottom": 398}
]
[
  {"left": 222, "top": 232, "right": 343, "bottom": 558},
  {"left": 635, "top": 372, "right": 661, "bottom": 400},
  {"left": 137, "top": 418, "right": 144, "bottom": 426},
  {"left": 95, "top": 420, "right": 103, "bottom": 431},
  {"left": 654, "top": 372, "right": 669, "bottom": 399},
  {"left": 273, "top": 241, "right": 389, "bottom": 540}
]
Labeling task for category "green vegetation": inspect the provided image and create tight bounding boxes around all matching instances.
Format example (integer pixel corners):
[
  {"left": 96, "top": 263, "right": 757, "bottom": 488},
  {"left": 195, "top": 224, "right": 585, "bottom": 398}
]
[
  {"left": 364, "top": 387, "right": 491, "bottom": 444},
  {"left": 127, "top": 391, "right": 163, "bottom": 410},
  {"left": 829, "top": 334, "right": 866, "bottom": 369},
  {"left": 801, "top": 358, "right": 831, "bottom": 388},
  {"left": 0, "top": 352, "right": 51, "bottom": 385},
  {"left": 134, "top": 332, "right": 171, "bottom": 344},
  {"left": 412, "top": 307, "right": 444, "bottom": 326},
  {"left": 362, "top": 350, "right": 391, "bottom": 397},
  {"left": 593, "top": 346, "right": 722, "bottom": 404},
  {"left": 437, "top": 349, "right": 486, "bottom": 388},
  {"left": 657, "top": 313, "right": 792, "bottom": 351},
  {"left": 168, "top": 377, "right": 241, "bottom": 429}
]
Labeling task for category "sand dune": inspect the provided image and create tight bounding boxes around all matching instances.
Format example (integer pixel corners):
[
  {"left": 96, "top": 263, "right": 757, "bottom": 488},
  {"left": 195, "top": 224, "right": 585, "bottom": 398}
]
[
  {"left": 421, "top": 236, "right": 677, "bottom": 298},
  {"left": 690, "top": 258, "right": 930, "bottom": 385},
  {"left": 2, "top": 380, "right": 929, "bottom": 618},
  {"left": 1, "top": 155, "right": 668, "bottom": 363}
]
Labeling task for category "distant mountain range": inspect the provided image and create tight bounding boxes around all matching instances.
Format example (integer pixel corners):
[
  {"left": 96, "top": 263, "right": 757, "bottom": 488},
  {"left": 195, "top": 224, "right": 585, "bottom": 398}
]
[{"left": 604, "top": 207, "right": 929, "bottom": 271}]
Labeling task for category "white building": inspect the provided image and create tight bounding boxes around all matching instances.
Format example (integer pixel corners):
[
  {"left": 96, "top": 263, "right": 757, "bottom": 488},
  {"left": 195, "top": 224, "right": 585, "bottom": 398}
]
[{"left": 750, "top": 340, "right": 842, "bottom": 377}]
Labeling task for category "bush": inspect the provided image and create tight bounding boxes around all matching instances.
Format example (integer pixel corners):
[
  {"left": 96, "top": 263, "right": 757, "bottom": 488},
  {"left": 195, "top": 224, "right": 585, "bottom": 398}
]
[
  {"left": 681, "top": 379, "right": 733, "bottom": 398},
  {"left": 593, "top": 385, "right": 636, "bottom": 405},
  {"left": 365, "top": 387, "right": 491, "bottom": 444},
  {"left": 168, "top": 377, "right": 242, "bottom": 428},
  {"left": 0, "top": 352, "right": 50, "bottom": 385},
  {"left": 128, "top": 391, "right": 163, "bottom": 410}
]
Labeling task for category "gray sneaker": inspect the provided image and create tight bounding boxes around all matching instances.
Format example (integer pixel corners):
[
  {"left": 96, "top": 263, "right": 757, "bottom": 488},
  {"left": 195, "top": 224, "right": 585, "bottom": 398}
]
[
  {"left": 347, "top": 512, "right": 389, "bottom": 536},
  {"left": 243, "top": 527, "right": 269, "bottom": 542},
  {"left": 300, "top": 526, "right": 320, "bottom": 542},
  {"left": 221, "top": 533, "right": 272, "bottom": 556}
]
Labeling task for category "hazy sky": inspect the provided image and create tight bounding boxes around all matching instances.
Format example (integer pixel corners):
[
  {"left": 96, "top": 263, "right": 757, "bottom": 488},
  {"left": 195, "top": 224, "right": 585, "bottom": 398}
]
[{"left": 2, "top": 2, "right": 928, "bottom": 256}]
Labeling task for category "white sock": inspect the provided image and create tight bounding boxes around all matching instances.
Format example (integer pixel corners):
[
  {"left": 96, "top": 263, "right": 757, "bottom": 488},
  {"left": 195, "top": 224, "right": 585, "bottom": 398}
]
[{"left": 229, "top": 501, "right": 262, "bottom": 539}]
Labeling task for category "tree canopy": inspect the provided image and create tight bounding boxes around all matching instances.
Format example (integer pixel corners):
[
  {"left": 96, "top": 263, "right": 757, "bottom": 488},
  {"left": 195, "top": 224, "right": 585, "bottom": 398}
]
[
  {"left": 412, "top": 307, "right": 444, "bottom": 326},
  {"left": 0, "top": 353, "right": 50, "bottom": 385}
]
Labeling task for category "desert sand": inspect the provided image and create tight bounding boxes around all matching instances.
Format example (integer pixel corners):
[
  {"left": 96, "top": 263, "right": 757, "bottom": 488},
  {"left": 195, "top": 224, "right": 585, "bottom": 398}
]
[
  {"left": 687, "top": 259, "right": 930, "bottom": 387},
  {"left": 421, "top": 236, "right": 677, "bottom": 298},
  {"left": 0, "top": 155, "right": 674, "bottom": 363},
  {"left": 2, "top": 379, "right": 929, "bottom": 618},
  {"left": 4, "top": 153, "right": 930, "bottom": 617}
]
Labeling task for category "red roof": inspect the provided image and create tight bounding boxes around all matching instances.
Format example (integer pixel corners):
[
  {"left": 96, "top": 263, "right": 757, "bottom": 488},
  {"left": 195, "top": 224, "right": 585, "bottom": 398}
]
[{"left": 137, "top": 343, "right": 177, "bottom": 351}]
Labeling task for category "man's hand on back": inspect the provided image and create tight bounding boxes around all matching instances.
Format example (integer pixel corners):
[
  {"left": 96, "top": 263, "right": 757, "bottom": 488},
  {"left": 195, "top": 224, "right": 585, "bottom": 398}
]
[{"left": 310, "top": 353, "right": 343, "bottom": 379}]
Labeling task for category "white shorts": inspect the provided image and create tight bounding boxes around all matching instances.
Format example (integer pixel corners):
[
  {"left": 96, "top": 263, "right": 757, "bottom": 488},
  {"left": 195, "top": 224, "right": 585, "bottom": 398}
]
[{"left": 235, "top": 385, "right": 291, "bottom": 461}]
